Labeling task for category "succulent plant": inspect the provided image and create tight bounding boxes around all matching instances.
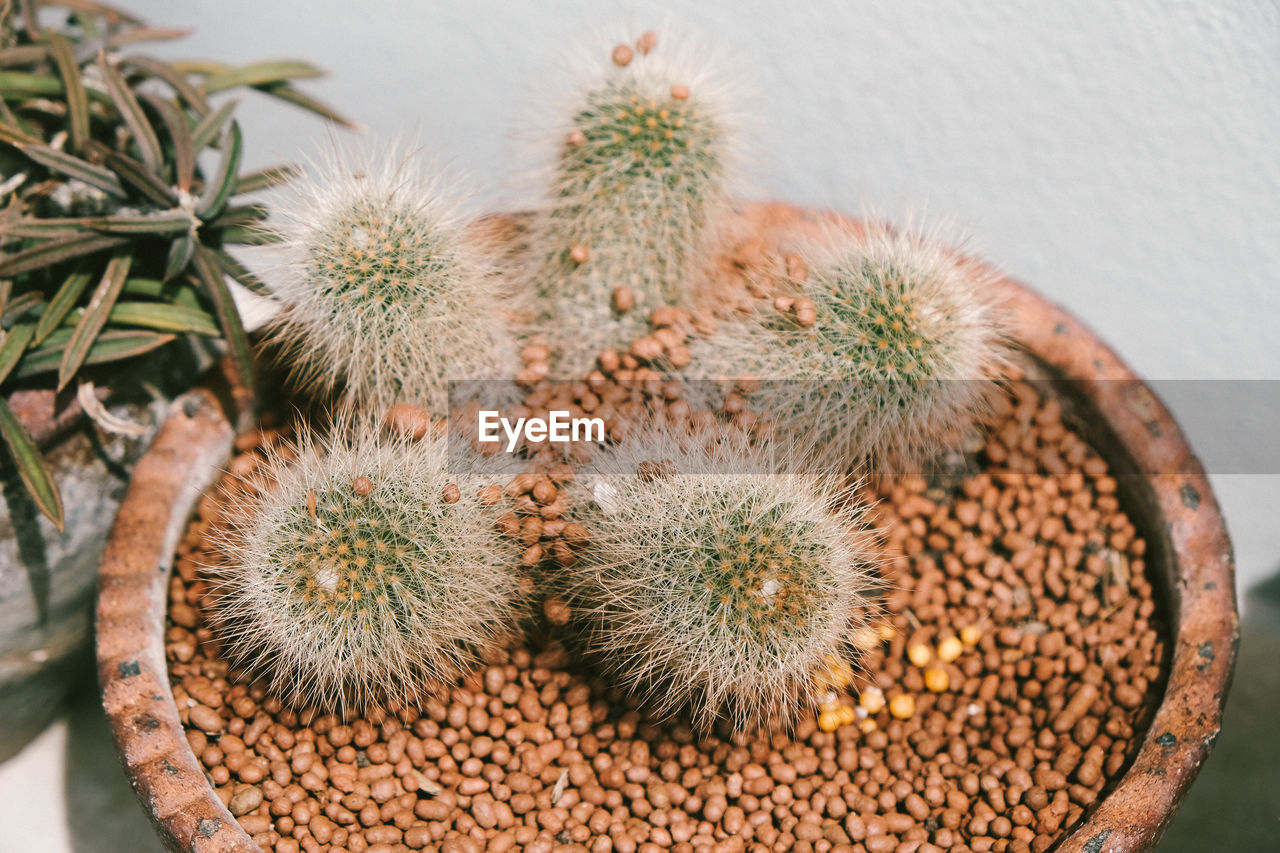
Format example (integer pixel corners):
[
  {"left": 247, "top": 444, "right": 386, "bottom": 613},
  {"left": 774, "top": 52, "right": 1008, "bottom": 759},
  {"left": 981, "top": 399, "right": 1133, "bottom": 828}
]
[
  {"left": 209, "top": 423, "right": 528, "bottom": 711},
  {"left": 689, "top": 222, "right": 1010, "bottom": 473},
  {"left": 265, "top": 141, "right": 519, "bottom": 416},
  {"left": 524, "top": 26, "right": 741, "bottom": 376},
  {"left": 563, "top": 428, "right": 879, "bottom": 730},
  {"left": 0, "top": 0, "right": 349, "bottom": 526}
]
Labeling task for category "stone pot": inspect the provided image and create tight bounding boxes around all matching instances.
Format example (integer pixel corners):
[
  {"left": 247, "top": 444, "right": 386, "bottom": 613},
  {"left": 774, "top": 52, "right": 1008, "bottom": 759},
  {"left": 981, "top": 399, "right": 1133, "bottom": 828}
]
[
  {"left": 96, "top": 205, "right": 1237, "bottom": 852},
  {"left": 0, "top": 388, "right": 166, "bottom": 763}
]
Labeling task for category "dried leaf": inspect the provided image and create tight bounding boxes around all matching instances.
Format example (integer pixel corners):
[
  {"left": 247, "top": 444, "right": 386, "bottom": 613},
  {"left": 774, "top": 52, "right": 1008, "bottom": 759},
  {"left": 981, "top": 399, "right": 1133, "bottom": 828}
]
[
  {"left": 46, "top": 30, "right": 89, "bottom": 153},
  {"left": 58, "top": 245, "right": 132, "bottom": 390},
  {"left": 0, "top": 396, "right": 64, "bottom": 529}
]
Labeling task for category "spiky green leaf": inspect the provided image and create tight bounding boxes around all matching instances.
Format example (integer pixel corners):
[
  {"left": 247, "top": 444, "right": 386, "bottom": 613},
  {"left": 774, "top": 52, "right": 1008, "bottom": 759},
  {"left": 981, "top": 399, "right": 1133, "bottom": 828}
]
[
  {"left": 202, "top": 59, "right": 323, "bottom": 94},
  {"left": 196, "top": 120, "right": 241, "bottom": 219},
  {"left": 0, "top": 396, "right": 63, "bottom": 529},
  {"left": 58, "top": 246, "right": 132, "bottom": 390},
  {"left": 189, "top": 97, "right": 236, "bottom": 152},
  {"left": 108, "top": 300, "right": 218, "bottom": 336},
  {"left": 163, "top": 232, "right": 194, "bottom": 282},
  {"left": 120, "top": 54, "right": 210, "bottom": 114},
  {"left": 34, "top": 265, "right": 93, "bottom": 345},
  {"left": 103, "top": 150, "right": 176, "bottom": 205},
  {"left": 191, "top": 245, "right": 253, "bottom": 391},
  {"left": 0, "top": 323, "right": 35, "bottom": 386},
  {"left": 0, "top": 232, "right": 128, "bottom": 278},
  {"left": 16, "top": 328, "right": 174, "bottom": 379},
  {"left": 15, "top": 144, "right": 127, "bottom": 197},
  {"left": 256, "top": 82, "right": 358, "bottom": 129},
  {"left": 99, "top": 55, "right": 165, "bottom": 174},
  {"left": 142, "top": 92, "right": 195, "bottom": 191},
  {"left": 46, "top": 31, "right": 89, "bottom": 153}
]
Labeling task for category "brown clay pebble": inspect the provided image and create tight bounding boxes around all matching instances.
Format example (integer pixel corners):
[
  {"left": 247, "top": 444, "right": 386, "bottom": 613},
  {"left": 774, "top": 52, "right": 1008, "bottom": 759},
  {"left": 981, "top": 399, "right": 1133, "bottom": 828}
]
[{"left": 175, "top": 343, "right": 1164, "bottom": 853}]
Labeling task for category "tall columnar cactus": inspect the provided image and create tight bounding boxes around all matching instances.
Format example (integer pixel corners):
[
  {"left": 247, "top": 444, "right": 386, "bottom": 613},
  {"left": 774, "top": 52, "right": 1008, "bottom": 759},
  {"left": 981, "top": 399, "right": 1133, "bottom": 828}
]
[
  {"left": 691, "top": 222, "right": 1010, "bottom": 473},
  {"left": 563, "top": 430, "right": 879, "bottom": 730},
  {"left": 526, "top": 27, "right": 741, "bottom": 375},
  {"left": 267, "top": 142, "right": 518, "bottom": 415},
  {"left": 209, "top": 425, "right": 527, "bottom": 711}
]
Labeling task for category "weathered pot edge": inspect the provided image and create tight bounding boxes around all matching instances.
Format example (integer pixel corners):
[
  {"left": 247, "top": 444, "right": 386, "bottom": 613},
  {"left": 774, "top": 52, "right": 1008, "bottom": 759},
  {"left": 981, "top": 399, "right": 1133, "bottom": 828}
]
[{"left": 95, "top": 204, "right": 1239, "bottom": 853}]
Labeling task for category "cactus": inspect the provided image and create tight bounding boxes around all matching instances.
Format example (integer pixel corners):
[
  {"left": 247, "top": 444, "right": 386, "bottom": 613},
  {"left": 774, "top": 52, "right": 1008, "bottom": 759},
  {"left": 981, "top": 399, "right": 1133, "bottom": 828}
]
[
  {"left": 563, "top": 429, "right": 879, "bottom": 730},
  {"left": 524, "top": 27, "right": 742, "bottom": 376},
  {"left": 208, "top": 424, "right": 527, "bottom": 711},
  {"left": 689, "top": 222, "right": 1010, "bottom": 473},
  {"left": 267, "top": 141, "right": 519, "bottom": 415}
]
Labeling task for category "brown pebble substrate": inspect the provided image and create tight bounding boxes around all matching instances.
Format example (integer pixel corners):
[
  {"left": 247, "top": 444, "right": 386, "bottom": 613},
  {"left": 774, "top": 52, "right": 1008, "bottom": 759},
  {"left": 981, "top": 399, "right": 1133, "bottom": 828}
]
[{"left": 166, "top": 371, "right": 1165, "bottom": 853}]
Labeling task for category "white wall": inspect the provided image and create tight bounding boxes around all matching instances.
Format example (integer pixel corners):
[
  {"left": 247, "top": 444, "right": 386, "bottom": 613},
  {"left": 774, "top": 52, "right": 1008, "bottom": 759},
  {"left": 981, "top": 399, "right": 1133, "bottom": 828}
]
[{"left": 124, "top": 0, "right": 1280, "bottom": 599}]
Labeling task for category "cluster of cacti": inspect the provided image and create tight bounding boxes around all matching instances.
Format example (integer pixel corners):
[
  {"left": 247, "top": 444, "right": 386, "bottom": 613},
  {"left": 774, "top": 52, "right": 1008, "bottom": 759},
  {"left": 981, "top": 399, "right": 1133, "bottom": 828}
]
[
  {"left": 522, "top": 27, "right": 739, "bottom": 376},
  {"left": 0, "top": 0, "right": 348, "bottom": 527},
  {"left": 563, "top": 429, "right": 880, "bottom": 729},
  {"left": 689, "top": 221, "right": 1009, "bottom": 473},
  {"left": 267, "top": 143, "right": 519, "bottom": 415},
  {"left": 196, "top": 23, "right": 1013, "bottom": 728},
  {"left": 209, "top": 425, "right": 527, "bottom": 711}
]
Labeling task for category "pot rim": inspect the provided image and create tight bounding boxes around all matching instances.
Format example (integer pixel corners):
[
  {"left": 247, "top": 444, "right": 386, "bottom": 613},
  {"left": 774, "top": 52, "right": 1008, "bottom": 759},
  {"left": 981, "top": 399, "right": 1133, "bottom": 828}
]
[{"left": 95, "top": 203, "right": 1238, "bottom": 853}]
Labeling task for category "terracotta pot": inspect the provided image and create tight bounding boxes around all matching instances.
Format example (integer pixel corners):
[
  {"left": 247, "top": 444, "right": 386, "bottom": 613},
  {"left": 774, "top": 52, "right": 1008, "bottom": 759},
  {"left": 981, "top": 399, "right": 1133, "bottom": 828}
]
[{"left": 96, "top": 205, "right": 1237, "bottom": 853}]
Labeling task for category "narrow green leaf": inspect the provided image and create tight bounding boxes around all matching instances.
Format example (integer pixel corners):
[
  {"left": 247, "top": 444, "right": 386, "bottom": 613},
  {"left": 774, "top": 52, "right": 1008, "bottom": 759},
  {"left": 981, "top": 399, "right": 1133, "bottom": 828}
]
[
  {"left": 0, "top": 397, "right": 63, "bottom": 529},
  {"left": 233, "top": 163, "right": 299, "bottom": 195},
  {"left": 209, "top": 203, "right": 268, "bottom": 228},
  {"left": 0, "top": 218, "right": 87, "bottom": 238},
  {"left": 45, "top": 31, "right": 90, "bottom": 153},
  {"left": 142, "top": 92, "right": 195, "bottom": 192},
  {"left": 189, "top": 97, "right": 236, "bottom": 152},
  {"left": 0, "top": 323, "right": 34, "bottom": 385},
  {"left": 34, "top": 265, "right": 94, "bottom": 345},
  {"left": 0, "top": 279, "right": 11, "bottom": 315},
  {"left": 169, "top": 59, "right": 230, "bottom": 77},
  {"left": 256, "top": 82, "right": 358, "bottom": 129},
  {"left": 103, "top": 150, "right": 176, "bottom": 206},
  {"left": 1, "top": 291, "right": 42, "bottom": 323},
  {"left": 219, "top": 225, "right": 281, "bottom": 246},
  {"left": 196, "top": 120, "right": 241, "bottom": 219},
  {"left": 202, "top": 60, "right": 323, "bottom": 94},
  {"left": 105, "top": 26, "right": 191, "bottom": 49},
  {"left": 0, "top": 70, "right": 61, "bottom": 97},
  {"left": 98, "top": 54, "right": 164, "bottom": 175},
  {"left": 1, "top": 211, "right": 193, "bottom": 237},
  {"left": 163, "top": 232, "right": 195, "bottom": 282},
  {"left": 15, "top": 144, "right": 128, "bottom": 197},
  {"left": 121, "top": 277, "right": 163, "bottom": 298},
  {"left": 0, "top": 232, "right": 128, "bottom": 278},
  {"left": 58, "top": 245, "right": 131, "bottom": 390},
  {"left": 215, "top": 247, "right": 270, "bottom": 296},
  {"left": 0, "top": 116, "right": 41, "bottom": 145},
  {"left": 16, "top": 328, "right": 174, "bottom": 379},
  {"left": 108, "top": 300, "right": 218, "bottom": 336},
  {"left": 191, "top": 245, "right": 253, "bottom": 391},
  {"left": 121, "top": 55, "right": 210, "bottom": 114},
  {"left": 120, "top": 278, "right": 201, "bottom": 308}
]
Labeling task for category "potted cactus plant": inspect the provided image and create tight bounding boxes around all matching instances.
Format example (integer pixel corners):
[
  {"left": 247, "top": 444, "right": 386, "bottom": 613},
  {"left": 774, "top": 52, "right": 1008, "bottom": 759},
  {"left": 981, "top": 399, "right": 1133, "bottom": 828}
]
[
  {"left": 0, "top": 0, "right": 349, "bottom": 761},
  {"left": 96, "top": 23, "right": 1235, "bottom": 853}
]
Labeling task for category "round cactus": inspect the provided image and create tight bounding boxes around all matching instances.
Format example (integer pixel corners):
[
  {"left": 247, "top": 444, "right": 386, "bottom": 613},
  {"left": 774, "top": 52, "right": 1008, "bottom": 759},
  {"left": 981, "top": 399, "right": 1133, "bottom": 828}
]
[
  {"left": 266, "top": 140, "right": 518, "bottom": 415},
  {"left": 689, "top": 222, "right": 1010, "bottom": 472},
  {"left": 208, "top": 424, "right": 527, "bottom": 711},
  {"left": 563, "top": 429, "right": 880, "bottom": 730},
  {"left": 525, "top": 27, "right": 744, "bottom": 375}
]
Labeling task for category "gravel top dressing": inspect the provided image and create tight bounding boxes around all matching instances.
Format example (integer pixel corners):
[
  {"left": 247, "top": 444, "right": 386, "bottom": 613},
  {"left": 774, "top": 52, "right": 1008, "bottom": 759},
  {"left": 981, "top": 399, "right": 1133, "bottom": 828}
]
[{"left": 165, "top": 372, "right": 1165, "bottom": 853}]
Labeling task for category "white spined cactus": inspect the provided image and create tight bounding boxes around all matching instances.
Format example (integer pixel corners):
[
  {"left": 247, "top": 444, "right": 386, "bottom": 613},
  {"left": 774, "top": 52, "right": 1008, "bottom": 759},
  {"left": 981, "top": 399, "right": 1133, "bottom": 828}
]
[
  {"left": 266, "top": 140, "right": 518, "bottom": 415},
  {"left": 689, "top": 221, "right": 1011, "bottom": 473},
  {"left": 563, "top": 428, "right": 880, "bottom": 731},
  {"left": 523, "top": 25, "right": 746, "bottom": 376},
  {"left": 207, "top": 422, "right": 528, "bottom": 711}
]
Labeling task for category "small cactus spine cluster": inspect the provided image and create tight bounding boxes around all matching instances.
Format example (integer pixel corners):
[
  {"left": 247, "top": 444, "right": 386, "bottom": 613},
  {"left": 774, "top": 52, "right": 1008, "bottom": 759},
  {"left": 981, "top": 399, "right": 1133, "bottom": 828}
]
[
  {"left": 691, "top": 222, "right": 1009, "bottom": 472},
  {"left": 268, "top": 142, "right": 518, "bottom": 415},
  {"left": 526, "top": 28, "right": 739, "bottom": 375},
  {"left": 209, "top": 426, "right": 527, "bottom": 711},
  {"left": 563, "top": 430, "right": 879, "bottom": 730}
]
